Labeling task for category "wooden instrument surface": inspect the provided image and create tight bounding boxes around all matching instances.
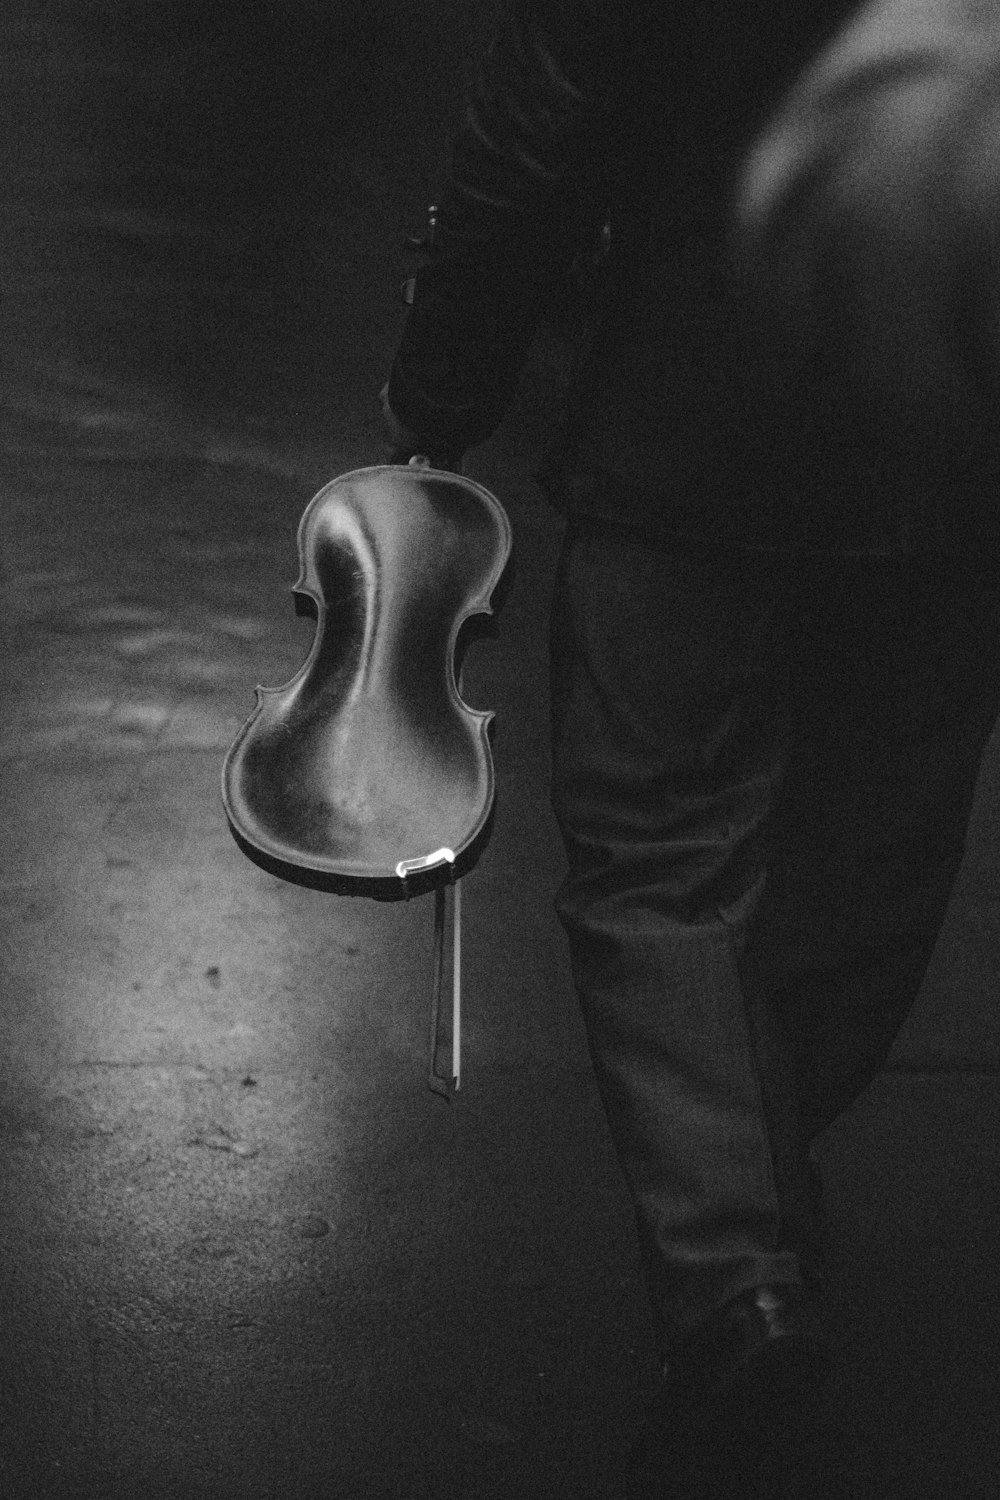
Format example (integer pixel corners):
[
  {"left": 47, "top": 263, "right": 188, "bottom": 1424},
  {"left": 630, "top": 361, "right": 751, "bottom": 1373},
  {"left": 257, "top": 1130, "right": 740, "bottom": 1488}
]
[{"left": 222, "top": 465, "right": 511, "bottom": 899}]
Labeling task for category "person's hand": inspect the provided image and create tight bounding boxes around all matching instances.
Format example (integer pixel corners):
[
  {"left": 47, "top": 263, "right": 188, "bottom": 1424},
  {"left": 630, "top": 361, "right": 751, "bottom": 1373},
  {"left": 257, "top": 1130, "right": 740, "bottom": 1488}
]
[
  {"left": 379, "top": 383, "right": 463, "bottom": 471},
  {"left": 379, "top": 382, "right": 419, "bottom": 457}
]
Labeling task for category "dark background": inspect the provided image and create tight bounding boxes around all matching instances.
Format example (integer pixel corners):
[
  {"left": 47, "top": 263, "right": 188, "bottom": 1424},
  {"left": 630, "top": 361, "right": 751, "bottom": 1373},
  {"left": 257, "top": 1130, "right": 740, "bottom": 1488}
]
[{"left": 2, "top": 3, "right": 999, "bottom": 1495}]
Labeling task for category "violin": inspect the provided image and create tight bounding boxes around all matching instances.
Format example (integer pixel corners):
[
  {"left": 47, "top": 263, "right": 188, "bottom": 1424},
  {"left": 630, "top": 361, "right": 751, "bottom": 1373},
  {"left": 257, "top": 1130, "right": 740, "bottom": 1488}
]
[
  {"left": 223, "top": 462, "right": 511, "bottom": 897},
  {"left": 222, "top": 462, "right": 512, "bottom": 1092}
]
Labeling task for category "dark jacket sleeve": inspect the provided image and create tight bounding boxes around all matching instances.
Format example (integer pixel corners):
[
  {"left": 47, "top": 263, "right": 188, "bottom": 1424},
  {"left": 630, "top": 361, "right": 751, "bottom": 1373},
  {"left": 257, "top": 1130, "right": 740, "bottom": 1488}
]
[{"left": 385, "top": 3, "right": 650, "bottom": 453}]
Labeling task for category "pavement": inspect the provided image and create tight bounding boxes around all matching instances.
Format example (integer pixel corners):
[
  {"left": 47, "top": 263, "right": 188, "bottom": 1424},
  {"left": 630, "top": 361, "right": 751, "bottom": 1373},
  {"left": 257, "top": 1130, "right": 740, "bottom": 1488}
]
[{"left": 1, "top": 3, "right": 999, "bottom": 1497}]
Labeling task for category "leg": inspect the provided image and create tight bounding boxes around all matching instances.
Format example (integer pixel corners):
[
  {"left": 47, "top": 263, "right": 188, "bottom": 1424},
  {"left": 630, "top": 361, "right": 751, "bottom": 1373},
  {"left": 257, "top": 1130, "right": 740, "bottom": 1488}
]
[
  {"left": 747, "top": 553, "right": 1000, "bottom": 1138},
  {"left": 549, "top": 522, "right": 810, "bottom": 1351}
]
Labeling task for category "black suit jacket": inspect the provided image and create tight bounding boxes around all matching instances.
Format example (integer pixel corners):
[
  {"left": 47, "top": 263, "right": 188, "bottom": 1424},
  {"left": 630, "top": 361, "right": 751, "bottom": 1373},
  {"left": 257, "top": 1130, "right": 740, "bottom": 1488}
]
[{"left": 388, "top": 0, "right": 1000, "bottom": 553}]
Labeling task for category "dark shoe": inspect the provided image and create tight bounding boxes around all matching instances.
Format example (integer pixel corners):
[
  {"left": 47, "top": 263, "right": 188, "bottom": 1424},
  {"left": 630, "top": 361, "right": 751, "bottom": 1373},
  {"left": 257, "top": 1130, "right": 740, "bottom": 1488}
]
[{"left": 625, "top": 1284, "right": 831, "bottom": 1499}]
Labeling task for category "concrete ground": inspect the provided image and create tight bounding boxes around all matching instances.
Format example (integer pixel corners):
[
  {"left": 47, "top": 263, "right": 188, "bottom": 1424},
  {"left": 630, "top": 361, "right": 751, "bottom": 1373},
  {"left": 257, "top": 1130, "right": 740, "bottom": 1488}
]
[{"left": 1, "top": 3, "right": 999, "bottom": 1496}]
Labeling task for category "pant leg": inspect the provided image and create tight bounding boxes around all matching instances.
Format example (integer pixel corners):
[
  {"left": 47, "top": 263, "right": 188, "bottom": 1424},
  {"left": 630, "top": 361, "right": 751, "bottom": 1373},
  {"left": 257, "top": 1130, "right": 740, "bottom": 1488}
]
[
  {"left": 747, "top": 553, "right": 1000, "bottom": 1139},
  {"left": 548, "top": 522, "right": 809, "bottom": 1350}
]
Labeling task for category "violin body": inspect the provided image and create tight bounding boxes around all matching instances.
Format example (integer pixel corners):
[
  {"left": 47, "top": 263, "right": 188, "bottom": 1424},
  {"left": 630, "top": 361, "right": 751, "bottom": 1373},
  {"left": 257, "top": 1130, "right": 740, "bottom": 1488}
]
[{"left": 222, "top": 465, "right": 511, "bottom": 899}]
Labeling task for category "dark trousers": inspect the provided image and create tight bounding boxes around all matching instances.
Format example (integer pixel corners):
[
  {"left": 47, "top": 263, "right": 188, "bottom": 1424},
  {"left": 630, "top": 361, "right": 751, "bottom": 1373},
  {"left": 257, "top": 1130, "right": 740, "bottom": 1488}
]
[{"left": 549, "top": 521, "right": 1000, "bottom": 1350}]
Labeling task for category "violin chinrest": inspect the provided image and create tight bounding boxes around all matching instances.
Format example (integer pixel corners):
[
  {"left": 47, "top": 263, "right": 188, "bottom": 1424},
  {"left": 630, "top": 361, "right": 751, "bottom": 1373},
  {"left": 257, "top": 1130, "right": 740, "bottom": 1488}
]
[{"left": 222, "top": 465, "right": 511, "bottom": 899}]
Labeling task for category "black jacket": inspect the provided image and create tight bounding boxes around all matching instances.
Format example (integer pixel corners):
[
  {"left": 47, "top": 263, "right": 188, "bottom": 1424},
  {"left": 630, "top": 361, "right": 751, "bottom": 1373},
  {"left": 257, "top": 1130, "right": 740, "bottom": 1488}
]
[{"left": 387, "top": 0, "right": 1000, "bottom": 553}]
